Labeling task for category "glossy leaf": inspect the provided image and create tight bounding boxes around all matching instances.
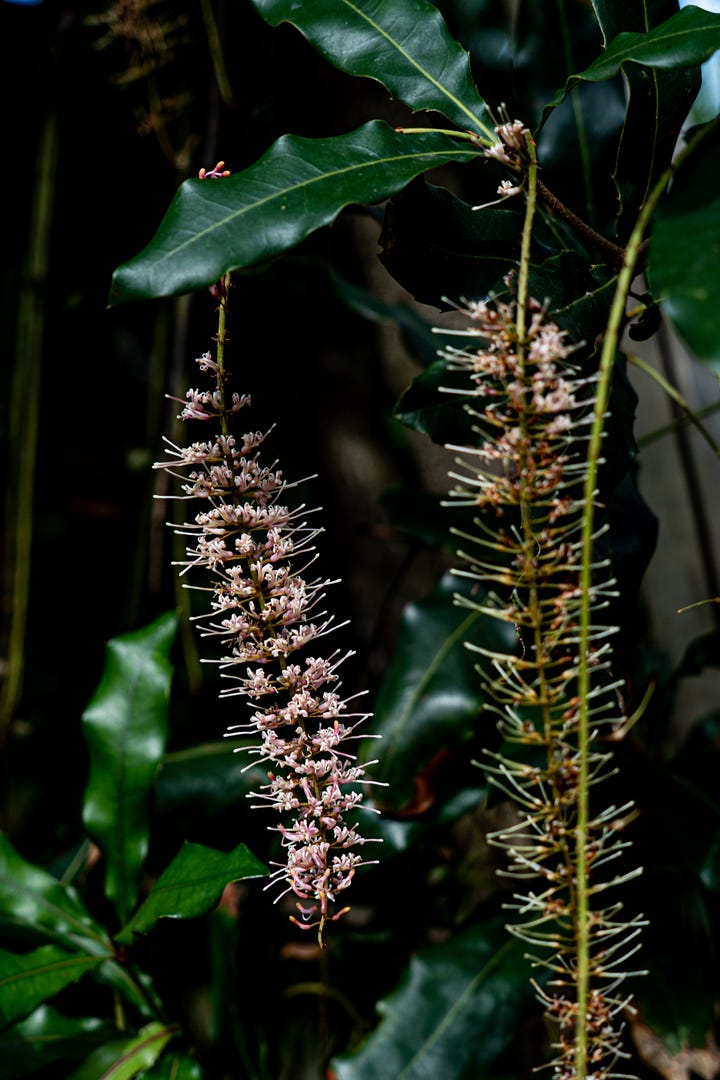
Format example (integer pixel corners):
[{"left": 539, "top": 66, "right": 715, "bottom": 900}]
[
  {"left": 0, "top": 1006, "right": 112, "bottom": 1079},
  {"left": 0, "top": 945, "right": 103, "bottom": 1029},
  {"left": 251, "top": 0, "right": 494, "bottom": 138},
  {"left": 332, "top": 919, "right": 536, "bottom": 1079},
  {"left": 67, "top": 1022, "right": 178, "bottom": 1080},
  {"left": 592, "top": 0, "right": 701, "bottom": 238},
  {"left": 115, "top": 841, "right": 267, "bottom": 944},
  {"left": 526, "top": 252, "right": 617, "bottom": 344},
  {"left": 647, "top": 128, "right": 720, "bottom": 368},
  {"left": 82, "top": 612, "right": 177, "bottom": 924},
  {"left": 369, "top": 572, "right": 517, "bottom": 809},
  {"left": 156, "top": 739, "right": 265, "bottom": 819},
  {"left": 109, "top": 124, "right": 480, "bottom": 305},
  {"left": 615, "top": 63, "right": 699, "bottom": 237},
  {"left": 0, "top": 834, "right": 110, "bottom": 954},
  {"left": 549, "top": 4, "right": 720, "bottom": 109}
]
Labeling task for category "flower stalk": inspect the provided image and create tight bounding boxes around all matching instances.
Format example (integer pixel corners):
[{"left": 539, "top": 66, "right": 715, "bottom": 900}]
[
  {"left": 438, "top": 121, "right": 646, "bottom": 1079},
  {"left": 154, "top": 242, "right": 380, "bottom": 945}
]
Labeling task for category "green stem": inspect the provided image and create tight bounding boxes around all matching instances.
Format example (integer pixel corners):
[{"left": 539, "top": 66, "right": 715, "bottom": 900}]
[
  {"left": 517, "top": 135, "right": 582, "bottom": 1065},
  {"left": 215, "top": 274, "right": 232, "bottom": 420},
  {"left": 396, "top": 125, "right": 493, "bottom": 147},
  {"left": 1, "top": 111, "right": 59, "bottom": 742},
  {"left": 628, "top": 350, "right": 720, "bottom": 458},
  {"left": 516, "top": 134, "right": 538, "bottom": 331},
  {"left": 574, "top": 113, "right": 719, "bottom": 1080},
  {"left": 638, "top": 397, "right": 720, "bottom": 447},
  {"left": 200, "top": 0, "right": 235, "bottom": 109}
]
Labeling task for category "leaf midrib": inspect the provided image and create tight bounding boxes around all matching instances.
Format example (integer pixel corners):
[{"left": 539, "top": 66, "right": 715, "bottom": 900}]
[{"left": 151, "top": 144, "right": 478, "bottom": 266}]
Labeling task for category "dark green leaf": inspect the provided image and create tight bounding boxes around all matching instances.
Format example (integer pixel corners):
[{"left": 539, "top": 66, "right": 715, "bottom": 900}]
[
  {"left": 394, "top": 356, "right": 478, "bottom": 446},
  {"left": 251, "top": 0, "right": 494, "bottom": 138},
  {"left": 0, "top": 946, "right": 103, "bottom": 1030},
  {"left": 549, "top": 5, "right": 720, "bottom": 110},
  {"left": 156, "top": 738, "right": 266, "bottom": 820},
  {"left": 82, "top": 613, "right": 177, "bottom": 924},
  {"left": 115, "top": 841, "right": 267, "bottom": 944},
  {"left": 634, "top": 951, "right": 715, "bottom": 1052},
  {"left": 527, "top": 252, "right": 617, "bottom": 343},
  {"left": 379, "top": 180, "right": 522, "bottom": 308},
  {"left": 647, "top": 126, "right": 720, "bottom": 368},
  {"left": 67, "top": 1022, "right": 178, "bottom": 1080},
  {"left": 591, "top": 1, "right": 701, "bottom": 239},
  {"left": 369, "top": 573, "right": 517, "bottom": 809},
  {"left": 109, "top": 124, "right": 480, "bottom": 305},
  {"left": 332, "top": 919, "right": 537, "bottom": 1080},
  {"left": 0, "top": 835, "right": 110, "bottom": 954},
  {"left": 0, "top": 1006, "right": 112, "bottom": 1079},
  {"left": 614, "top": 63, "right": 699, "bottom": 238}
]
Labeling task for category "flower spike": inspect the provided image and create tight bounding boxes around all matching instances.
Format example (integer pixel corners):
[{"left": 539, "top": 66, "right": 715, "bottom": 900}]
[
  {"left": 155, "top": 325, "right": 381, "bottom": 945},
  {"left": 439, "top": 295, "right": 644, "bottom": 1079}
]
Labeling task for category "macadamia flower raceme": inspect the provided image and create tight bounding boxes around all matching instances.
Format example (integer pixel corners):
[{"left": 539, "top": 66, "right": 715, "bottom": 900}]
[
  {"left": 437, "top": 297, "right": 645, "bottom": 1080},
  {"left": 155, "top": 347, "right": 381, "bottom": 942}
]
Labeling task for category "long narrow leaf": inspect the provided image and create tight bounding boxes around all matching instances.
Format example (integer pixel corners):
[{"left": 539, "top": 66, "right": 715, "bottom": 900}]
[
  {"left": 82, "top": 613, "right": 177, "bottom": 925},
  {"left": 251, "top": 0, "right": 494, "bottom": 138},
  {"left": 109, "top": 123, "right": 480, "bottom": 305}
]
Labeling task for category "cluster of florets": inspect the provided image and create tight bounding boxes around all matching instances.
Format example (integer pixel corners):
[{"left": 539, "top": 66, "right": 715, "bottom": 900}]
[
  {"left": 473, "top": 114, "right": 530, "bottom": 205},
  {"left": 439, "top": 296, "right": 643, "bottom": 1080},
  {"left": 155, "top": 354, "right": 380, "bottom": 938},
  {"left": 440, "top": 297, "right": 592, "bottom": 520}
]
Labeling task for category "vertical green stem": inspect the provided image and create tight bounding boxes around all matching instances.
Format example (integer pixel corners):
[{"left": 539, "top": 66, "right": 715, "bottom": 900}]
[
  {"left": 573, "top": 119, "right": 716, "bottom": 1080},
  {"left": 573, "top": 224, "right": 638, "bottom": 1080},
  {"left": 215, "top": 273, "right": 232, "bottom": 425},
  {"left": 200, "top": 0, "right": 236, "bottom": 108},
  {"left": 1, "top": 111, "right": 58, "bottom": 740},
  {"left": 515, "top": 135, "right": 538, "bottom": 338}
]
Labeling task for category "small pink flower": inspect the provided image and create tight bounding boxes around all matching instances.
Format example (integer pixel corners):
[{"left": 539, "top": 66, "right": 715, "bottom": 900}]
[{"left": 155, "top": 351, "right": 382, "bottom": 940}]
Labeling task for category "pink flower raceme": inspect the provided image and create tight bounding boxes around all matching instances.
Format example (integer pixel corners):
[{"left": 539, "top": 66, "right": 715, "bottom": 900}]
[{"left": 155, "top": 353, "right": 381, "bottom": 940}]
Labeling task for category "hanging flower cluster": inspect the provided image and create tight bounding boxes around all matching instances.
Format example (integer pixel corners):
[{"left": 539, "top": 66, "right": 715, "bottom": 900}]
[
  {"left": 438, "top": 296, "right": 645, "bottom": 1080},
  {"left": 154, "top": 346, "right": 380, "bottom": 942}
]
